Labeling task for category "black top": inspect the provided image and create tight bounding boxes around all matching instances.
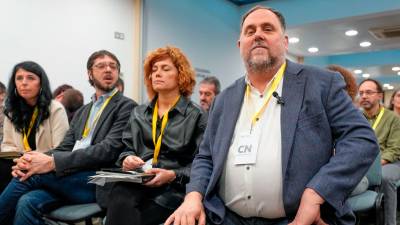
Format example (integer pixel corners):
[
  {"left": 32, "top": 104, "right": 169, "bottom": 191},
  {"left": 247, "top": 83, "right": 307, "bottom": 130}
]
[
  {"left": 24, "top": 106, "right": 38, "bottom": 150},
  {"left": 117, "top": 96, "right": 207, "bottom": 209}
]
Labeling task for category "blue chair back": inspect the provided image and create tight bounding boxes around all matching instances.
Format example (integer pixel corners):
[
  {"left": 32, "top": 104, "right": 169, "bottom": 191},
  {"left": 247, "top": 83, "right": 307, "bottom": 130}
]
[{"left": 366, "top": 152, "right": 382, "bottom": 187}]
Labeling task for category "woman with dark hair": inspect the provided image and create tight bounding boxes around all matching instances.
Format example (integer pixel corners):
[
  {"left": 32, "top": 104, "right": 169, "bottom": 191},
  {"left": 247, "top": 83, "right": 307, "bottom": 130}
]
[
  {"left": 2, "top": 61, "right": 69, "bottom": 152},
  {"left": 389, "top": 89, "right": 400, "bottom": 116},
  {"left": 0, "top": 61, "right": 69, "bottom": 190},
  {"left": 105, "top": 46, "right": 207, "bottom": 225}
]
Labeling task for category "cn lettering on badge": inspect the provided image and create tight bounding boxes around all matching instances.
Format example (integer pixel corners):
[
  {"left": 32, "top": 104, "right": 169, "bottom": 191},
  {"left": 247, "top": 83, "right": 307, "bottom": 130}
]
[
  {"left": 234, "top": 132, "right": 259, "bottom": 165},
  {"left": 238, "top": 144, "right": 252, "bottom": 154}
]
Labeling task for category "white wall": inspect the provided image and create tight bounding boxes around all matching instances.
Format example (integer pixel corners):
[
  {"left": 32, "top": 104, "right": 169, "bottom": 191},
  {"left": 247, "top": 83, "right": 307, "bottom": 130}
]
[
  {"left": 0, "top": 0, "right": 135, "bottom": 102},
  {"left": 142, "top": 0, "right": 245, "bottom": 102}
]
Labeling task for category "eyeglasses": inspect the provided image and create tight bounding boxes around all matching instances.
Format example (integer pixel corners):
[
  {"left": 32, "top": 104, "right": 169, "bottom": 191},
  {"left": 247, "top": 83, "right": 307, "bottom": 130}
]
[
  {"left": 359, "top": 91, "right": 380, "bottom": 96},
  {"left": 93, "top": 63, "right": 119, "bottom": 71}
]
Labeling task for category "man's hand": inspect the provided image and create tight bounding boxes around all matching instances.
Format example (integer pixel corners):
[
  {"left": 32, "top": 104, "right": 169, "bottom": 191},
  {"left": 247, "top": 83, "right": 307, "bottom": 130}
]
[
  {"left": 12, "top": 152, "right": 55, "bottom": 181},
  {"left": 143, "top": 168, "right": 176, "bottom": 187},
  {"left": 288, "top": 188, "right": 327, "bottom": 225},
  {"left": 122, "top": 155, "right": 144, "bottom": 171},
  {"left": 381, "top": 159, "right": 389, "bottom": 165},
  {"left": 165, "top": 192, "right": 206, "bottom": 225}
]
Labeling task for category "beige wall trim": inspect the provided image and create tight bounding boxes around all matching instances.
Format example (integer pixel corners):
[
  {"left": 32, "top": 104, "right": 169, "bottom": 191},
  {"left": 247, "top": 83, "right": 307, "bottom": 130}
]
[{"left": 132, "top": 0, "right": 143, "bottom": 102}]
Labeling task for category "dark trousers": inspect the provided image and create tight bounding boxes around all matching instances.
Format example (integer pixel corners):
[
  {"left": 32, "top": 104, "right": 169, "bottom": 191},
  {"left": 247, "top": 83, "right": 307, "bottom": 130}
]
[
  {"left": 0, "top": 171, "right": 96, "bottom": 225},
  {"left": 207, "top": 209, "right": 288, "bottom": 225},
  {"left": 105, "top": 182, "right": 174, "bottom": 225},
  {"left": 0, "top": 159, "right": 14, "bottom": 193}
]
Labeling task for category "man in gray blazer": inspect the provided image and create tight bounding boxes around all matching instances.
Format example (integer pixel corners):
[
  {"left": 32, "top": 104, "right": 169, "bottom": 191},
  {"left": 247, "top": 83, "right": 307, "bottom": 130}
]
[
  {"left": 166, "top": 6, "right": 378, "bottom": 225},
  {"left": 0, "top": 50, "right": 137, "bottom": 225}
]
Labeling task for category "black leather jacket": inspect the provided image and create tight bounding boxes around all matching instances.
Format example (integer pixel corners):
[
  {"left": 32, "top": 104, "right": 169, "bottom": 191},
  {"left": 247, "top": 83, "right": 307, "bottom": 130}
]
[{"left": 117, "top": 96, "right": 207, "bottom": 209}]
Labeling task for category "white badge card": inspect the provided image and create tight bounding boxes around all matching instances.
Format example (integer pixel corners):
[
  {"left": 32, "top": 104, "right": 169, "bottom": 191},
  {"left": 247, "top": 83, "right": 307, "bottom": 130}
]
[
  {"left": 72, "top": 138, "right": 91, "bottom": 151},
  {"left": 142, "top": 159, "right": 153, "bottom": 171},
  {"left": 234, "top": 131, "right": 260, "bottom": 165}
]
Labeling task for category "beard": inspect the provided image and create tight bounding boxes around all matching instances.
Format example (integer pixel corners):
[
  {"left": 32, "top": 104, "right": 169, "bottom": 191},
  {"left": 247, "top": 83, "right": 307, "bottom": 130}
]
[
  {"left": 246, "top": 54, "right": 277, "bottom": 73},
  {"left": 245, "top": 41, "right": 279, "bottom": 73},
  {"left": 360, "top": 100, "right": 375, "bottom": 110},
  {"left": 91, "top": 75, "right": 116, "bottom": 93}
]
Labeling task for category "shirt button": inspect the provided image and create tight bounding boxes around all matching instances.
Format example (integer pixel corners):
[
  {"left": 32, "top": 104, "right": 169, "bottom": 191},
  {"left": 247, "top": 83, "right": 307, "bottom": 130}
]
[
  {"left": 246, "top": 166, "right": 250, "bottom": 170},
  {"left": 260, "top": 94, "right": 263, "bottom": 98},
  {"left": 247, "top": 195, "right": 251, "bottom": 200}
]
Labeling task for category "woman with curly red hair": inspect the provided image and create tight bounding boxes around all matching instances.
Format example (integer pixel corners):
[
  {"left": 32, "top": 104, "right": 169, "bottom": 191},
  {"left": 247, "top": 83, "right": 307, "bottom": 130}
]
[{"left": 105, "top": 46, "right": 207, "bottom": 225}]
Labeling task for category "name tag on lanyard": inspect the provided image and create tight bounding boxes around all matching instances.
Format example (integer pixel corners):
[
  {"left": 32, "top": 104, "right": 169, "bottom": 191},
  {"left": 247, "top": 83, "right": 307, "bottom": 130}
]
[
  {"left": 72, "top": 138, "right": 91, "bottom": 151},
  {"left": 234, "top": 130, "right": 260, "bottom": 165}
]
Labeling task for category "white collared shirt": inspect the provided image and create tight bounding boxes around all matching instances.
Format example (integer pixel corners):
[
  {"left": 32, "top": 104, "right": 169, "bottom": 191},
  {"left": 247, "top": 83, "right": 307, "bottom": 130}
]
[{"left": 218, "top": 75, "right": 285, "bottom": 218}]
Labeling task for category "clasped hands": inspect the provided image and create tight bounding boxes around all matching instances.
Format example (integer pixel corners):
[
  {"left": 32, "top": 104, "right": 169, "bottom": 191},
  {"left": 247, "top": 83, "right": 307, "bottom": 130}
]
[
  {"left": 12, "top": 151, "right": 55, "bottom": 181},
  {"left": 122, "top": 155, "right": 176, "bottom": 187}
]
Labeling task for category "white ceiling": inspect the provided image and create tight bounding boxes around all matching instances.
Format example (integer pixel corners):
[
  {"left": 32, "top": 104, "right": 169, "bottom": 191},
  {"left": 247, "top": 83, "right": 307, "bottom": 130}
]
[{"left": 286, "top": 10, "right": 400, "bottom": 57}]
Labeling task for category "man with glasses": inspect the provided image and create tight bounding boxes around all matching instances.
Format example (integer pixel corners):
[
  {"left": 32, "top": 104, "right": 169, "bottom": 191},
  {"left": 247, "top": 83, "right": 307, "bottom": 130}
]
[
  {"left": 0, "top": 50, "right": 137, "bottom": 225},
  {"left": 359, "top": 78, "right": 400, "bottom": 225}
]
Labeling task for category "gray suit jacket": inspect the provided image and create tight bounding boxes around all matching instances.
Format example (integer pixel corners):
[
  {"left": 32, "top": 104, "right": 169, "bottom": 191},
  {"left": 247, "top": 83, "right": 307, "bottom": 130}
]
[
  {"left": 48, "top": 92, "right": 137, "bottom": 205},
  {"left": 186, "top": 60, "right": 379, "bottom": 225}
]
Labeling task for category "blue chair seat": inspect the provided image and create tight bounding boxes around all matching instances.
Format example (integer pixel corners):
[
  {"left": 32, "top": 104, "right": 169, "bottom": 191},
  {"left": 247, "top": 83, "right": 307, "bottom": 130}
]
[
  {"left": 396, "top": 180, "right": 400, "bottom": 187},
  {"left": 44, "top": 203, "right": 103, "bottom": 225},
  {"left": 347, "top": 190, "right": 379, "bottom": 211}
]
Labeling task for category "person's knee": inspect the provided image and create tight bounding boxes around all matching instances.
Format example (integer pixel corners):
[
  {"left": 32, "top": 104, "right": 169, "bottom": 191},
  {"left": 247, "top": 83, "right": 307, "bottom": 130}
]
[{"left": 15, "top": 193, "right": 36, "bottom": 217}]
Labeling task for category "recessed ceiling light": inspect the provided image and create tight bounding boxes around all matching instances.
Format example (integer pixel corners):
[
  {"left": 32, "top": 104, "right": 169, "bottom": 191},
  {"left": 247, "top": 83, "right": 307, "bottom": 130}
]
[
  {"left": 383, "top": 83, "right": 390, "bottom": 87},
  {"left": 360, "top": 41, "right": 371, "bottom": 47},
  {"left": 345, "top": 30, "right": 358, "bottom": 36},
  {"left": 354, "top": 69, "right": 362, "bottom": 74},
  {"left": 397, "top": 71, "right": 400, "bottom": 75},
  {"left": 308, "top": 47, "right": 319, "bottom": 53},
  {"left": 392, "top": 67, "right": 400, "bottom": 71},
  {"left": 388, "top": 86, "right": 394, "bottom": 90},
  {"left": 362, "top": 73, "right": 370, "bottom": 78},
  {"left": 289, "top": 37, "right": 300, "bottom": 44}
]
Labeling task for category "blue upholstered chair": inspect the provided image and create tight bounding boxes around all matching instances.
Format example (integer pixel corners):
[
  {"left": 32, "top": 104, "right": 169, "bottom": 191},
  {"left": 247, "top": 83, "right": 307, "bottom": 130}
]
[
  {"left": 346, "top": 153, "right": 384, "bottom": 225},
  {"left": 43, "top": 203, "right": 104, "bottom": 225}
]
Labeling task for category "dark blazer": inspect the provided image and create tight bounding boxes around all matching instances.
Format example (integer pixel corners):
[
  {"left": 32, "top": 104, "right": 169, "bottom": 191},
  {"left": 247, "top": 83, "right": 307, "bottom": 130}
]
[
  {"left": 186, "top": 60, "right": 379, "bottom": 225},
  {"left": 48, "top": 92, "right": 137, "bottom": 205}
]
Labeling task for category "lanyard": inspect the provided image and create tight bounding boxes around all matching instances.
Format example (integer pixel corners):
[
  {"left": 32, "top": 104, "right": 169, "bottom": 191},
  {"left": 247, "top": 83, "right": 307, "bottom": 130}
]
[
  {"left": 82, "top": 89, "right": 118, "bottom": 138},
  {"left": 245, "top": 62, "right": 286, "bottom": 128},
  {"left": 22, "top": 106, "right": 38, "bottom": 152},
  {"left": 151, "top": 96, "right": 180, "bottom": 165},
  {"left": 372, "top": 107, "right": 385, "bottom": 130}
]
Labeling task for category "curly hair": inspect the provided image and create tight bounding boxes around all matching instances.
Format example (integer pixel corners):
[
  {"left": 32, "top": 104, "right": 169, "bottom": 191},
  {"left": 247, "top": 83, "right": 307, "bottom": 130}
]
[
  {"left": 326, "top": 65, "right": 358, "bottom": 101},
  {"left": 143, "top": 46, "right": 196, "bottom": 100},
  {"left": 4, "top": 61, "right": 52, "bottom": 133}
]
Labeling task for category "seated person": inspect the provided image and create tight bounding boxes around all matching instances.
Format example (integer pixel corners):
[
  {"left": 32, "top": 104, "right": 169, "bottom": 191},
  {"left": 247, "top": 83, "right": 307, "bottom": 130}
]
[
  {"left": 0, "top": 81, "right": 6, "bottom": 147},
  {"left": 0, "top": 61, "right": 69, "bottom": 192},
  {"left": 60, "top": 88, "right": 84, "bottom": 123},
  {"left": 105, "top": 46, "right": 207, "bottom": 225},
  {"left": 359, "top": 79, "right": 400, "bottom": 225},
  {"left": 0, "top": 50, "right": 136, "bottom": 225},
  {"left": 52, "top": 84, "right": 73, "bottom": 102}
]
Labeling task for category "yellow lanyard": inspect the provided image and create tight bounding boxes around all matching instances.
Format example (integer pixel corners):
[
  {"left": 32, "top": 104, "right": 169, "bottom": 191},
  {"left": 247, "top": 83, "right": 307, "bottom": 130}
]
[
  {"left": 245, "top": 62, "right": 286, "bottom": 128},
  {"left": 22, "top": 106, "right": 38, "bottom": 152},
  {"left": 151, "top": 96, "right": 180, "bottom": 165},
  {"left": 82, "top": 89, "right": 118, "bottom": 138},
  {"left": 372, "top": 107, "right": 385, "bottom": 130}
]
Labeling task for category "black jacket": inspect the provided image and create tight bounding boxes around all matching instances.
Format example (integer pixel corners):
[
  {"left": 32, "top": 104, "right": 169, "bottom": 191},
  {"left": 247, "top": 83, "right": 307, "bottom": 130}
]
[
  {"left": 48, "top": 91, "right": 137, "bottom": 206},
  {"left": 117, "top": 96, "right": 207, "bottom": 209}
]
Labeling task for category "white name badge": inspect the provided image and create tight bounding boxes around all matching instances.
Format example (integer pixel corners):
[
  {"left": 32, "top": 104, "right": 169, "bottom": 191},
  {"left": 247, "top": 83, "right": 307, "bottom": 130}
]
[
  {"left": 234, "top": 131, "right": 260, "bottom": 165},
  {"left": 72, "top": 138, "right": 91, "bottom": 151},
  {"left": 142, "top": 159, "right": 153, "bottom": 171}
]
